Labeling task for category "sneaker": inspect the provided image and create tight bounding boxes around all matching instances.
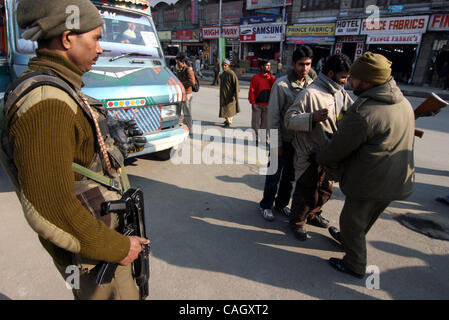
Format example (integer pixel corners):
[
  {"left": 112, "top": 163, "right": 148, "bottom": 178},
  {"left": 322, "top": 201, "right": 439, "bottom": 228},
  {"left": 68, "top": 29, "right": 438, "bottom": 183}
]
[
  {"left": 259, "top": 207, "right": 274, "bottom": 221},
  {"left": 307, "top": 214, "right": 329, "bottom": 228},
  {"left": 275, "top": 206, "right": 291, "bottom": 217}
]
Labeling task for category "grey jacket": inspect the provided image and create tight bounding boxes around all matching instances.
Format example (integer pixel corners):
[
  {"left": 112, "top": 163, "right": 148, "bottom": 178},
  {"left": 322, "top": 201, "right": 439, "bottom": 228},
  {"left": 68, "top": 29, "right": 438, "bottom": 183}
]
[
  {"left": 267, "top": 70, "right": 313, "bottom": 147},
  {"left": 284, "top": 73, "right": 353, "bottom": 180},
  {"left": 316, "top": 77, "right": 415, "bottom": 201}
]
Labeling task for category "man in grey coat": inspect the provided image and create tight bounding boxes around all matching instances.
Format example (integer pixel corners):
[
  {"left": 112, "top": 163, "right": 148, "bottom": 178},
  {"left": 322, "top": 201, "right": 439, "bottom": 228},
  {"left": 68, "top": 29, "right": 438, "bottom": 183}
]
[
  {"left": 284, "top": 54, "right": 353, "bottom": 241},
  {"left": 316, "top": 52, "right": 415, "bottom": 278},
  {"left": 260, "top": 46, "right": 314, "bottom": 221}
]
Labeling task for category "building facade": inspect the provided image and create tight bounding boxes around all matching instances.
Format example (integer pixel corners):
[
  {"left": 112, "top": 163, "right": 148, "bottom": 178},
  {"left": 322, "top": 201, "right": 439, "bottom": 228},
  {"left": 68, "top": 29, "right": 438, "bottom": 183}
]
[{"left": 151, "top": 0, "right": 449, "bottom": 84}]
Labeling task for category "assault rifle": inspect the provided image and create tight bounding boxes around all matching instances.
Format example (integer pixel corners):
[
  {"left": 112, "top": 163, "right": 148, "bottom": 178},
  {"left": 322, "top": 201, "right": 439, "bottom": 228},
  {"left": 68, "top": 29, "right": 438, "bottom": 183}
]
[
  {"left": 414, "top": 93, "right": 448, "bottom": 138},
  {"left": 95, "top": 188, "right": 150, "bottom": 300}
]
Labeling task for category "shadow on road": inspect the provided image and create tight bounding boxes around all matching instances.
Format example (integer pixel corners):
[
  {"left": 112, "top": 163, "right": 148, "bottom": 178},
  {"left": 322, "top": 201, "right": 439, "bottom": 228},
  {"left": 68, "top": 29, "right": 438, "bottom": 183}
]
[{"left": 130, "top": 174, "right": 381, "bottom": 299}]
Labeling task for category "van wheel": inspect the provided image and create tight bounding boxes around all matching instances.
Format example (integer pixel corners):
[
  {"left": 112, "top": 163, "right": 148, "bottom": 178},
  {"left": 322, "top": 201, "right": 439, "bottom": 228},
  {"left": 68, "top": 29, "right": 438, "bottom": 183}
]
[{"left": 154, "top": 148, "right": 173, "bottom": 160}]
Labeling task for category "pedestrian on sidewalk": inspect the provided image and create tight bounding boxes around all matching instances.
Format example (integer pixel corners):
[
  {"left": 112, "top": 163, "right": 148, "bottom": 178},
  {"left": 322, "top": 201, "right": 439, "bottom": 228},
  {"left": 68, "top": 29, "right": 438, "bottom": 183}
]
[
  {"left": 284, "top": 54, "right": 353, "bottom": 241},
  {"left": 219, "top": 59, "right": 240, "bottom": 127},
  {"left": 195, "top": 55, "right": 203, "bottom": 79},
  {"left": 212, "top": 57, "right": 222, "bottom": 86},
  {"left": 259, "top": 46, "right": 314, "bottom": 221},
  {"left": 176, "top": 53, "right": 196, "bottom": 134},
  {"left": 248, "top": 60, "right": 276, "bottom": 144},
  {"left": 316, "top": 52, "right": 415, "bottom": 278}
]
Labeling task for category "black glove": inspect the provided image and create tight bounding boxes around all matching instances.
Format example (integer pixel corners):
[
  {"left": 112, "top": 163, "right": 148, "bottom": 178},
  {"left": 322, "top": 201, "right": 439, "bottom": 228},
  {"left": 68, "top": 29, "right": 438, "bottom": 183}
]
[{"left": 107, "top": 118, "right": 146, "bottom": 155}]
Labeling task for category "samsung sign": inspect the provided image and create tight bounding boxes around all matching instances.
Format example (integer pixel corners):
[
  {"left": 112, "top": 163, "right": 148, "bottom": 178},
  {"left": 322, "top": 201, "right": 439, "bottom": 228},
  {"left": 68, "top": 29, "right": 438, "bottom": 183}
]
[{"left": 240, "top": 23, "right": 283, "bottom": 42}]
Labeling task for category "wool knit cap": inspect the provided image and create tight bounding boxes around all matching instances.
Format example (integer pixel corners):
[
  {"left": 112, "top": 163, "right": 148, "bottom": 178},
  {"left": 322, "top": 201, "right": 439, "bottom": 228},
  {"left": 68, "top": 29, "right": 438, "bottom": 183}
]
[
  {"left": 17, "top": 0, "right": 104, "bottom": 41},
  {"left": 350, "top": 52, "right": 392, "bottom": 85}
]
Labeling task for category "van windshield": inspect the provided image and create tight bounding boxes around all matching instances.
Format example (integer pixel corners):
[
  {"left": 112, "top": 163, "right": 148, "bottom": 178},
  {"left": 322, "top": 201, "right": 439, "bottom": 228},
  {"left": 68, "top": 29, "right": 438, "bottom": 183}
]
[
  {"left": 98, "top": 7, "right": 162, "bottom": 59},
  {"left": 14, "top": 2, "right": 162, "bottom": 59}
]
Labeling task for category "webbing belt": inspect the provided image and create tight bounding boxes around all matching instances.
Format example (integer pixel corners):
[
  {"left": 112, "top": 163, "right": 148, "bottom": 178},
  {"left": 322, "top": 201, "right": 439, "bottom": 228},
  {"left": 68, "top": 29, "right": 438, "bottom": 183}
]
[{"left": 72, "top": 162, "right": 131, "bottom": 193}]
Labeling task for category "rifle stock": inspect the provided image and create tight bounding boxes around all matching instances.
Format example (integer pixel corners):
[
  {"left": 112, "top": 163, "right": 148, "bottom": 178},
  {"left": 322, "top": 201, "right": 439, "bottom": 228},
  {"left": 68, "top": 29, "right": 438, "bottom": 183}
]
[
  {"left": 414, "top": 92, "right": 448, "bottom": 119},
  {"left": 413, "top": 93, "right": 448, "bottom": 138},
  {"left": 95, "top": 188, "right": 150, "bottom": 300}
]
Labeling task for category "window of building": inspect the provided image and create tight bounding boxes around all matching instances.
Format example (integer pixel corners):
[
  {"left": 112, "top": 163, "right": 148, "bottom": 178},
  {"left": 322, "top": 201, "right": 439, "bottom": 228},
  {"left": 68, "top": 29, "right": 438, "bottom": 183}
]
[
  {"left": 301, "top": 0, "right": 340, "bottom": 11},
  {"left": 390, "top": 0, "right": 430, "bottom": 4},
  {"left": 376, "top": 0, "right": 388, "bottom": 6},
  {"left": 351, "top": 0, "right": 365, "bottom": 8}
]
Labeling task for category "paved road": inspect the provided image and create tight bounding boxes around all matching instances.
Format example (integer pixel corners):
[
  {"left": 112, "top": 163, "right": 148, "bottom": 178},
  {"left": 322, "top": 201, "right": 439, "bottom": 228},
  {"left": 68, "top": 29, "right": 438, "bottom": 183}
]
[{"left": 0, "top": 83, "right": 448, "bottom": 300}]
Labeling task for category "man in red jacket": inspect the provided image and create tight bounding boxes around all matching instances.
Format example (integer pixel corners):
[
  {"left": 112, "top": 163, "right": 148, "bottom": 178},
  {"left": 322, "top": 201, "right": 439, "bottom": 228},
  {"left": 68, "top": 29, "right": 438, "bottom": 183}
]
[{"left": 248, "top": 60, "right": 276, "bottom": 144}]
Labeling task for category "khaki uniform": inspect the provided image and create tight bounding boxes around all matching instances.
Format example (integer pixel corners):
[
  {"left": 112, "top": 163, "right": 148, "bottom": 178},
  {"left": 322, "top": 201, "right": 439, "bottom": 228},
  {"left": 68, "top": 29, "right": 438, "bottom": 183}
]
[{"left": 316, "top": 77, "right": 415, "bottom": 274}]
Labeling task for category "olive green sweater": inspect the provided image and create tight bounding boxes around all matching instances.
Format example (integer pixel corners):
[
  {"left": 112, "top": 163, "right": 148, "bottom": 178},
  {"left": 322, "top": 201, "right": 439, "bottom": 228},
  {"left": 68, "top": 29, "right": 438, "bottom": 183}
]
[{"left": 8, "top": 49, "right": 129, "bottom": 266}]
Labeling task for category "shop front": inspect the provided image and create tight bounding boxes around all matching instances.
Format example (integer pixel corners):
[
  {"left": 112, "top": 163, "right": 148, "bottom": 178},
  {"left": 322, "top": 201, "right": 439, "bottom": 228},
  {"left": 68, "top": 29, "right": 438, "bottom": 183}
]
[
  {"left": 334, "top": 19, "right": 365, "bottom": 62},
  {"left": 201, "top": 25, "right": 240, "bottom": 65},
  {"left": 171, "top": 29, "right": 203, "bottom": 58},
  {"left": 285, "top": 23, "right": 335, "bottom": 68},
  {"left": 361, "top": 15, "right": 429, "bottom": 84},
  {"left": 240, "top": 15, "right": 283, "bottom": 69},
  {"left": 417, "top": 13, "right": 449, "bottom": 86}
]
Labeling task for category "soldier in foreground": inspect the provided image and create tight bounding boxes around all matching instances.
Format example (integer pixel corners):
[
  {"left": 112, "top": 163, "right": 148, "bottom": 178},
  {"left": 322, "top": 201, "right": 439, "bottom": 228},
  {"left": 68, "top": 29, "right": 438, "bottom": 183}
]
[{"left": 3, "top": 0, "right": 149, "bottom": 299}]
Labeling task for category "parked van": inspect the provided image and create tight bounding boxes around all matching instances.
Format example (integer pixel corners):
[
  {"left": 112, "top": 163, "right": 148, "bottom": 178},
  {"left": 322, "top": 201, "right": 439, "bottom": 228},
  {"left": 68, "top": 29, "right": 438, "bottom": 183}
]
[{"left": 0, "top": 0, "right": 188, "bottom": 160}]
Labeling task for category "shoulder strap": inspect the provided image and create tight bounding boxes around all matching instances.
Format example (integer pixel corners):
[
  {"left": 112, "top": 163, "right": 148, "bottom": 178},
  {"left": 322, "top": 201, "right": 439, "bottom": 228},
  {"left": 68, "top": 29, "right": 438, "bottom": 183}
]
[
  {"left": 3, "top": 70, "right": 88, "bottom": 120},
  {"left": 3, "top": 70, "right": 126, "bottom": 192}
]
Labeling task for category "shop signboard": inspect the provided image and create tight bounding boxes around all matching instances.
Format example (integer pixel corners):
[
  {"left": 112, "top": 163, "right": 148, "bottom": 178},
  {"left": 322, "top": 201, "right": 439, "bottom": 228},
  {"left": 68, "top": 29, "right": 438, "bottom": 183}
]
[
  {"left": 335, "top": 19, "right": 361, "bottom": 36},
  {"left": 240, "top": 23, "right": 283, "bottom": 42},
  {"left": 286, "top": 36, "right": 335, "bottom": 45},
  {"left": 334, "top": 42, "right": 343, "bottom": 54},
  {"left": 172, "top": 30, "right": 200, "bottom": 42},
  {"left": 354, "top": 42, "right": 364, "bottom": 60},
  {"left": 240, "top": 15, "right": 283, "bottom": 25},
  {"left": 222, "top": 25, "right": 240, "bottom": 38},
  {"left": 361, "top": 15, "right": 429, "bottom": 35},
  {"left": 246, "top": 0, "right": 292, "bottom": 10},
  {"left": 428, "top": 14, "right": 449, "bottom": 31},
  {"left": 366, "top": 33, "right": 422, "bottom": 45},
  {"left": 201, "top": 25, "right": 240, "bottom": 39},
  {"left": 157, "top": 31, "right": 172, "bottom": 41},
  {"left": 286, "top": 24, "right": 335, "bottom": 37}
]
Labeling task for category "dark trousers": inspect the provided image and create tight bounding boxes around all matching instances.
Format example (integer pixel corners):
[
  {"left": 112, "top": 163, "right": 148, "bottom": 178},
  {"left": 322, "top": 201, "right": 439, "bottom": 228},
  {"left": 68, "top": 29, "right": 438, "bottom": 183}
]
[
  {"left": 289, "top": 162, "right": 333, "bottom": 228},
  {"left": 212, "top": 71, "right": 220, "bottom": 85},
  {"left": 260, "top": 142, "right": 295, "bottom": 210},
  {"left": 340, "top": 198, "right": 390, "bottom": 275}
]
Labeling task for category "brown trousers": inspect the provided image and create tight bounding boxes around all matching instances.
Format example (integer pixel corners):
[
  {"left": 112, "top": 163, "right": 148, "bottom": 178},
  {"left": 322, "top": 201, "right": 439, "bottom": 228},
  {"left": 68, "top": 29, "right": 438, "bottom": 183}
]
[
  {"left": 289, "top": 162, "right": 333, "bottom": 228},
  {"left": 54, "top": 261, "right": 139, "bottom": 300}
]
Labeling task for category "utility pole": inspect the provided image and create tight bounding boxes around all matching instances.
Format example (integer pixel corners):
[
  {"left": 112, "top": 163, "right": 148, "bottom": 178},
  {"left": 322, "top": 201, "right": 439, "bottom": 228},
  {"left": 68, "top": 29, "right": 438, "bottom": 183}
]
[
  {"left": 218, "top": 0, "right": 223, "bottom": 63},
  {"left": 279, "top": 0, "right": 286, "bottom": 64}
]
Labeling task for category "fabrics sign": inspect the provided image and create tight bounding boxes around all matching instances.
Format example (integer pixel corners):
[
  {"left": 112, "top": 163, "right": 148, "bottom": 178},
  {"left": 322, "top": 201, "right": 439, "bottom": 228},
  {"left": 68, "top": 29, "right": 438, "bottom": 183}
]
[
  {"left": 361, "top": 15, "right": 429, "bottom": 35},
  {"left": 286, "top": 24, "right": 335, "bottom": 37},
  {"left": 366, "top": 33, "right": 422, "bottom": 44},
  {"left": 428, "top": 14, "right": 449, "bottom": 31}
]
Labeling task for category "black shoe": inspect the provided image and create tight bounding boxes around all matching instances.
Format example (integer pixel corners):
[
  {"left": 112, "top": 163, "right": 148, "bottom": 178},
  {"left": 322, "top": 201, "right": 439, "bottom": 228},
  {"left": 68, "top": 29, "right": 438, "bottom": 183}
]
[
  {"left": 224, "top": 122, "right": 230, "bottom": 128},
  {"left": 328, "top": 258, "right": 364, "bottom": 279},
  {"left": 291, "top": 226, "right": 308, "bottom": 241},
  {"left": 307, "top": 214, "right": 329, "bottom": 228},
  {"left": 328, "top": 226, "right": 341, "bottom": 245}
]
